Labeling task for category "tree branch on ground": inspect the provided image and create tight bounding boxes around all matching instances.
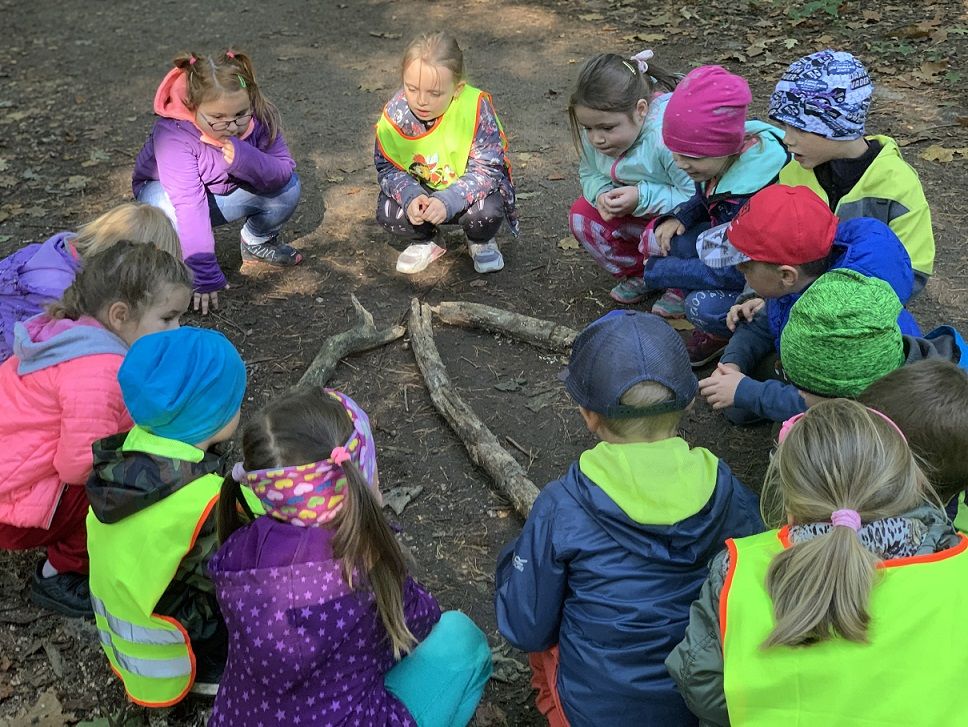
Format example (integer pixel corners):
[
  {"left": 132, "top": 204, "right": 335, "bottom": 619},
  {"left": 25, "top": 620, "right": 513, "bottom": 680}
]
[{"left": 431, "top": 301, "right": 578, "bottom": 352}]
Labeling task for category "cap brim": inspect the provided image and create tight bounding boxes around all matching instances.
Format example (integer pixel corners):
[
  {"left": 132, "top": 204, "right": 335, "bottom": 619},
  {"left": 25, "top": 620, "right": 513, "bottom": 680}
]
[{"left": 697, "top": 225, "right": 751, "bottom": 269}]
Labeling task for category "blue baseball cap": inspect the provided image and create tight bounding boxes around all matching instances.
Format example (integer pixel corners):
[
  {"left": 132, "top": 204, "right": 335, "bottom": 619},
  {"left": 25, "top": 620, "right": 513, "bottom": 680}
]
[{"left": 561, "top": 311, "right": 698, "bottom": 418}]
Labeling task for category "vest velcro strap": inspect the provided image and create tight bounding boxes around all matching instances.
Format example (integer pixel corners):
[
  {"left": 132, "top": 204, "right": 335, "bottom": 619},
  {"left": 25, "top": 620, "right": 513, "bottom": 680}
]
[{"left": 92, "top": 595, "right": 185, "bottom": 645}]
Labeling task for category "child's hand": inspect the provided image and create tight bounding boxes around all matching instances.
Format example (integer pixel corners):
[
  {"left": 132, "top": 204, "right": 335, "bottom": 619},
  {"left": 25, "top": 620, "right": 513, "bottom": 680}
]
[
  {"left": 595, "top": 192, "right": 614, "bottom": 222},
  {"left": 654, "top": 218, "right": 685, "bottom": 256},
  {"left": 699, "top": 363, "right": 745, "bottom": 410},
  {"left": 422, "top": 197, "right": 448, "bottom": 225},
  {"left": 407, "top": 195, "right": 431, "bottom": 225},
  {"left": 221, "top": 139, "right": 236, "bottom": 166},
  {"left": 726, "top": 298, "right": 765, "bottom": 331},
  {"left": 193, "top": 286, "right": 226, "bottom": 316},
  {"left": 602, "top": 186, "right": 639, "bottom": 217}
]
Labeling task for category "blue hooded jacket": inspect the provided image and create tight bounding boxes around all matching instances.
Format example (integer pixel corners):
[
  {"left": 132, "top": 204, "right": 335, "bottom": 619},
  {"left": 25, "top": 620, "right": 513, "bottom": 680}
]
[{"left": 495, "top": 439, "right": 763, "bottom": 726}]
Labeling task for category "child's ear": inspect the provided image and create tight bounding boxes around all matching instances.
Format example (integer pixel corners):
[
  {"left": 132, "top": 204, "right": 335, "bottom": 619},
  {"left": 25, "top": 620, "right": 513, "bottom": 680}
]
[
  {"left": 634, "top": 98, "right": 649, "bottom": 122},
  {"left": 578, "top": 406, "right": 602, "bottom": 435},
  {"left": 104, "top": 301, "right": 131, "bottom": 333},
  {"left": 778, "top": 265, "right": 800, "bottom": 287},
  {"left": 453, "top": 80, "right": 466, "bottom": 98}
]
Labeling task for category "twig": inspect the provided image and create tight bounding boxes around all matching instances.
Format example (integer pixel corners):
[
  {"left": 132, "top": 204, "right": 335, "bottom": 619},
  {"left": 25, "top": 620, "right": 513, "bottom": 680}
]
[{"left": 432, "top": 301, "right": 578, "bottom": 352}]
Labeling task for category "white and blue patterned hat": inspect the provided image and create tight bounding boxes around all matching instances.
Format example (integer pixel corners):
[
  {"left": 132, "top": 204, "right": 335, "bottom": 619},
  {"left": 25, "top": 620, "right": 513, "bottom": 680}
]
[{"left": 769, "top": 50, "right": 873, "bottom": 140}]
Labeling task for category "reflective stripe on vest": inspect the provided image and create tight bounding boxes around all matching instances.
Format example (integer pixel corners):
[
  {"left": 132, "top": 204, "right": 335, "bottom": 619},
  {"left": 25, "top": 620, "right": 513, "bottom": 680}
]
[
  {"left": 87, "top": 466, "right": 223, "bottom": 708},
  {"left": 375, "top": 86, "right": 485, "bottom": 190},
  {"left": 721, "top": 527, "right": 968, "bottom": 726}
]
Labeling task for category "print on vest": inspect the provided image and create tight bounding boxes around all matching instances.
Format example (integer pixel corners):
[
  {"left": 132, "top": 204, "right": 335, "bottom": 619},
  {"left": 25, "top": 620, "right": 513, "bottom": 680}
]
[{"left": 408, "top": 153, "right": 458, "bottom": 188}]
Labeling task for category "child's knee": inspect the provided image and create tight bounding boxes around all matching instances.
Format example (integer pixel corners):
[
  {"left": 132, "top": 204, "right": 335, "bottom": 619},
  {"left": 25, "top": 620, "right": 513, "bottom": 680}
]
[{"left": 431, "top": 611, "right": 491, "bottom": 669}]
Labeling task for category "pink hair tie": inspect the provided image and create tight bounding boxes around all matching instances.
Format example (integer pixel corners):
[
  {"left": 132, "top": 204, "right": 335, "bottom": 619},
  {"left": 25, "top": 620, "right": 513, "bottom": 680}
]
[
  {"left": 231, "top": 461, "right": 246, "bottom": 482},
  {"left": 330, "top": 446, "right": 351, "bottom": 466},
  {"left": 188, "top": 55, "right": 197, "bottom": 66},
  {"left": 830, "top": 509, "right": 862, "bottom": 531},
  {"left": 226, "top": 50, "right": 236, "bottom": 59},
  {"left": 631, "top": 49, "right": 654, "bottom": 74},
  {"left": 778, "top": 407, "right": 906, "bottom": 445}
]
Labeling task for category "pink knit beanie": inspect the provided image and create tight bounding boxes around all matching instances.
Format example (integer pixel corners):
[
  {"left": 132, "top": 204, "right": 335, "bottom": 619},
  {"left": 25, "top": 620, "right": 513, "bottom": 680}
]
[{"left": 662, "top": 65, "right": 752, "bottom": 158}]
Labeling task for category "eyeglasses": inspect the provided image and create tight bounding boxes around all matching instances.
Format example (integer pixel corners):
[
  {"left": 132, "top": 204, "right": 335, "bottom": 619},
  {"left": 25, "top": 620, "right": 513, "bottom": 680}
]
[{"left": 198, "top": 110, "right": 252, "bottom": 131}]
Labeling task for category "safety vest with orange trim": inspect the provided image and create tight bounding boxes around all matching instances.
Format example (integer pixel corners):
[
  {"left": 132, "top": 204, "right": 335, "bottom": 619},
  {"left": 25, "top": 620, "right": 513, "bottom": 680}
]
[{"left": 720, "top": 526, "right": 968, "bottom": 726}]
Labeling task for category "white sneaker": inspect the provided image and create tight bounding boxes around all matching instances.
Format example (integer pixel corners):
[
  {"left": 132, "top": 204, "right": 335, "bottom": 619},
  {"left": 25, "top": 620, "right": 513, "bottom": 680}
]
[
  {"left": 468, "top": 240, "right": 504, "bottom": 274},
  {"left": 395, "top": 242, "right": 447, "bottom": 274}
]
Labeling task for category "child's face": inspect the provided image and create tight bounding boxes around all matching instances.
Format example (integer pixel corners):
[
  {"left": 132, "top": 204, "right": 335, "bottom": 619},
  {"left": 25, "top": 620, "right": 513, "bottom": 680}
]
[
  {"left": 195, "top": 89, "right": 252, "bottom": 142},
  {"left": 737, "top": 260, "right": 795, "bottom": 299},
  {"left": 113, "top": 283, "right": 191, "bottom": 347},
  {"left": 402, "top": 60, "right": 462, "bottom": 122},
  {"left": 781, "top": 124, "right": 846, "bottom": 169},
  {"left": 573, "top": 102, "right": 648, "bottom": 158},
  {"left": 671, "top": 152, "right": 733, "bottom": 183}
]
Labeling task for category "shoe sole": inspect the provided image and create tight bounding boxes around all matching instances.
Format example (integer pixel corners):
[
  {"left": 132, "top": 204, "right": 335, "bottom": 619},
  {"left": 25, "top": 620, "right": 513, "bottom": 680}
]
[
  {"left": 240, "top": 253, "right": 303, "bottom": 268},
  {"left": 396, "top": 248, "right": 446, "bottom": 274},
  {"left": 190, "top": 682, "right": 220, "bottom": 697},
  {"left": 689, "top": 347, "right": 727, "bottom": 368},
  {"left": 473, "top": 260, "right": 504, "bottom": 274},
  {"left": 30, "top": 589, "right": 93, "bottom": 619}
]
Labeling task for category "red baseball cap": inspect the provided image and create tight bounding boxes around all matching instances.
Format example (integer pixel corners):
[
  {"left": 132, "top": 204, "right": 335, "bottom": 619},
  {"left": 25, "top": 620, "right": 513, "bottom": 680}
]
[{"left": 725, "top": 185, "right": 838, "bottom": 265}]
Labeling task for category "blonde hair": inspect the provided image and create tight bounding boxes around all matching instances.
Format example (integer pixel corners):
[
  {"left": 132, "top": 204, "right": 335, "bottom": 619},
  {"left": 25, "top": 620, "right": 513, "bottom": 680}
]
[
  {"left": 73, "top": 203, "right": 181, "bottom": 259},
  {"left": 173, "top": 49, "right": 282, "bottom": 142},
  {"left": 760, "top": 399, "right": 929, "bottom": 647},
  {"left": 400, "top": 32, "right": 464, "bottom": 83},
  {"left": 602, "top": 381, "right": 685, "bottom": 440}
]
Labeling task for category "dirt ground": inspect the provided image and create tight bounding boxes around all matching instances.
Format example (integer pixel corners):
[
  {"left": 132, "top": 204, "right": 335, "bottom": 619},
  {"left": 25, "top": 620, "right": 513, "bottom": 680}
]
[{"left": 0, "top": 0, "right": 965, "bottom": 724}]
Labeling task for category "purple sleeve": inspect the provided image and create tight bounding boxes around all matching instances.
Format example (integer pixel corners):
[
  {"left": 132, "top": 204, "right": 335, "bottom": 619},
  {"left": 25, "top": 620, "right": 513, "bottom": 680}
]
[
  {"left": 374, "top": 140, "right": 425, "bottom": 211},
  {"left": 152, "top": 124, "right": 226, "bottom": 292},
  {"left": 433, "top": 95, "right": 507, "bottom": 219},
  {"left": 226, "top": 127, "right": 296, "bottom": 193},
  {"left": 403, "top": 576, "right": 442, "bottom": 643}
]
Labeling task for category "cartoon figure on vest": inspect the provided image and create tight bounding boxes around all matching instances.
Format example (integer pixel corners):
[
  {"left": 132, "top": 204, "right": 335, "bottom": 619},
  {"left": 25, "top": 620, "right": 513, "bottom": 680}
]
[{"left": 86, "top": 327, "right": 255, "bottom": 706}]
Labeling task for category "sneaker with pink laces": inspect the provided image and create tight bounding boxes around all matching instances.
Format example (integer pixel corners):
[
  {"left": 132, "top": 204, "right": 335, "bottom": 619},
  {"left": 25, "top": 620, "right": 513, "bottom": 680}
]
[
  {"left": 687, "top": 329, "right": 730, "bottom": 368},
  {"left": 651, "top": 288, "right": 686, "bottom": 319},
  {"left": 609, "top": 277, "right": 650, "bottom": 304}
]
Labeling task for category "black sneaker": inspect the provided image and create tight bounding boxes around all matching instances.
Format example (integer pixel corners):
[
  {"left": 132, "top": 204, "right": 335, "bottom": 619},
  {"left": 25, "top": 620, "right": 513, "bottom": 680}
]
[
  {"left": 190, "top": 648, "right": 225, "bottom": 697},
  {"left": 240, "top": 236, "right": 303, "bottom": 267},
  {"left": 30, "top": 563, "right": 93, "bottom": 618}
]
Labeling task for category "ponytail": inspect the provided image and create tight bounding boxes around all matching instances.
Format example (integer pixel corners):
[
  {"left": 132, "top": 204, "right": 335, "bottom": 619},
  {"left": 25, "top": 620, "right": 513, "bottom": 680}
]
[
  {"left": 332, "top": 460, "right": 415, "bottom": 659},
  {"left": 760, "top": 399, "right": 928, "bottom": 647},
  {"left": 216, "top": 472, "right": 257, "bottom": 544}
]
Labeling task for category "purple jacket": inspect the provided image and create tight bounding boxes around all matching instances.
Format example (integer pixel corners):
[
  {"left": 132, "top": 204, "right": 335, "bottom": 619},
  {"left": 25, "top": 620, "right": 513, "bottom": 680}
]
[
  {"left": 0, "top": 232, "right": 80, "bottom": 363},
  {"left": 209, "top": 516, "right": 441, "bottom": 727},
  {"left": 132, "top": 118, "right": 296, "bottom": 292}
]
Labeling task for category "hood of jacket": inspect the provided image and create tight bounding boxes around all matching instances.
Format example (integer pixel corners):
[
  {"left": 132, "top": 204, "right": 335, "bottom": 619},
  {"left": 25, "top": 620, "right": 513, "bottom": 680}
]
[
  {"left": 13, "top": 314, "right": 128, "bottom": 375},
  {"left": 562, "top": 441, "right": 762, "bottom": 563},
  {"left": 86, "top": 426, "right": 226, "bottom": 524},
  {"left": 153, "top": 67, "right": 254, "bottom": 146},
  {"left": 715, "top": 120, "right": 788, "bottom": 196},
  {"left": 904, "top": 325, "right": 966, "bottom": 366}
]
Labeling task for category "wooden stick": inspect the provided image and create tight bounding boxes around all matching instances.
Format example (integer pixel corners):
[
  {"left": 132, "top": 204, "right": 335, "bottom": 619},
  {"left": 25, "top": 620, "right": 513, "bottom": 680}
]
[
  {"left": 297, "top": 295, "right": 405, "bottom": 389},
  {"left": 431, "top": 301, "right": 578, "bottom": 352},
  {"left": 409, "top": 299, "right": 540, "bottom": 518}
]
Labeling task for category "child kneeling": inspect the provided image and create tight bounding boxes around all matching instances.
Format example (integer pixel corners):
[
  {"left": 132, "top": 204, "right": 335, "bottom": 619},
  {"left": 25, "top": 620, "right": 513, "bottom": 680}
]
[
  {"left": 210, "top": 388, "right": 491, "bottom": 727},
  {"left": 495, "top": 311, "right": 763, "bottom": 726},
  {"left": 87, "top": 327, "right": 248, "bottom": 705}
]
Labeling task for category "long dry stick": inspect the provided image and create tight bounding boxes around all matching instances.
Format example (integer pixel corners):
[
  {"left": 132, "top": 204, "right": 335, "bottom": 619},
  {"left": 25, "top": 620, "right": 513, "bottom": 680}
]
[
  {"left": 409, "top": 299, "right": 539, "bottom": 518},
  {"left": 297, "top": 294, "right": 405, "bottom": 389},
  {"left": 431, "top": 301, "right": 578, "bottom": 352}
]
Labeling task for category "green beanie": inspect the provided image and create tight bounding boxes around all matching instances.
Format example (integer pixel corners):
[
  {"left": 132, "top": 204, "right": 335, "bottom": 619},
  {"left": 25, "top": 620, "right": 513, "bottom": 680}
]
[{"left": 781, "top": 268, "right": 906, "bottom": 397}]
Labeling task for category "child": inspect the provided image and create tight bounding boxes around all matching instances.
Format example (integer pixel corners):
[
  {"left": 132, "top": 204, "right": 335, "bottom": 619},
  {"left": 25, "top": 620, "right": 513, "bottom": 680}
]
[
  {"left": 375, "top": 32, "right": 517, "bottom": 275},
  {"left": 494, "top": 311, "right": 763, "bottom": 726},
  {"left": 133, "top": 49, "right": 302, "bottom": 314},
  {"left": 0, "top": 242, "right": 192, "bottom": 618},
  {"left": 698, "top": 185, "right": 920, "bottom": 422},
  {"left": 0, "top": 202, "right": 181, "bottom": 363},
  {"left": 643, "top": 65, "right": 788, "bottom": 361},
  {"left": 86, "top": 326, "right": 248, "bottom": 706},
  {"left": 210, "top": 387, "right": 492, "bottom": 726},
  {"left": 667, "top": 399, "right": 967, "bottom": 725},
  {"left": 770, "top": 49, "right": 935, "bottom": 292},
  {"left": 567, "top": 51, "right": 694, "bottom": 303},
  {"left": 860, "top": 360, "right": 968, "bottom": 523},
  {"left": 703, "top": 268, "right": 967, "bottom": 422}
]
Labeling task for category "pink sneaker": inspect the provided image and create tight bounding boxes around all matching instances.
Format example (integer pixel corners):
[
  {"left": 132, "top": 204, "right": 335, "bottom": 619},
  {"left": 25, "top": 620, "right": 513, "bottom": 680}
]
[
  {"left": 651, "top": 288, "right": 686, "bottom": 319},
  {"left": 609, "top": 277, "right": 650, "bottom": 304}
]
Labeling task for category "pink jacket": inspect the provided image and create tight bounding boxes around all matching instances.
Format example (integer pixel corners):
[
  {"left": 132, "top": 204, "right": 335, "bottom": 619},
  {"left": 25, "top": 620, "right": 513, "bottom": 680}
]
[{"left": 0, "top": 315, "right": 132, "bottom": 529}]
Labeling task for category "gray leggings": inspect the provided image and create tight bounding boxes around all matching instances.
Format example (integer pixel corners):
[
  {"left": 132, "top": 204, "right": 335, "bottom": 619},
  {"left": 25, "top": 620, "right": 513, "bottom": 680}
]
[{"left": 376, "top": 190, "right": 504, "bottom": 243}]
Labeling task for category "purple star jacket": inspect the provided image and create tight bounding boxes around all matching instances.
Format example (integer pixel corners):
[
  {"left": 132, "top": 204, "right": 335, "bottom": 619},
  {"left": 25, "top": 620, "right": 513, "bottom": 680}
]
[{"left": 208, "top": 515, "right": 441, "bottom": 727}]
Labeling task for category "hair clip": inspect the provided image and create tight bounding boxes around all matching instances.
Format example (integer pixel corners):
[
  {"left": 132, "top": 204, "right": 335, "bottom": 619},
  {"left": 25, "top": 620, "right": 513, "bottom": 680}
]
[
  {"left": 237, "top": 74, "right": 247, "bottom": 89},
  {"left": 631, "top": 49, "right": 654, "bottom": 75},
  {"left": 226, "top": 50, "right": 236, "bottom": 59},
  {"left": 621, "top": 60, "right": 637, "bottom": 75},
  {"left": 188, "top": 55, "right": 197, "bottom": 66}
]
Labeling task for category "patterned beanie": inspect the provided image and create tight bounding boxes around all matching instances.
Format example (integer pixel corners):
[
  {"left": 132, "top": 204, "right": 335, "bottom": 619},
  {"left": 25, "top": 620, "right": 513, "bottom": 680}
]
[
  {"left": 780, "top": 268, "right": 905, "bottom": 397},
  {"left": 769, "top": 50, "right": 873, "bottom": 140}
]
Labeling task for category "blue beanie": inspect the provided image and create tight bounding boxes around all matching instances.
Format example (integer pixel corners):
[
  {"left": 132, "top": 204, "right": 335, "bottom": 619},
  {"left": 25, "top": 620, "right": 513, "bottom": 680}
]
[
  {"left": 769, "top": 50, "right": 873, "bottom": 140},
  {"left": 119, "top": 327, "right": 247, "bottom": 444}
]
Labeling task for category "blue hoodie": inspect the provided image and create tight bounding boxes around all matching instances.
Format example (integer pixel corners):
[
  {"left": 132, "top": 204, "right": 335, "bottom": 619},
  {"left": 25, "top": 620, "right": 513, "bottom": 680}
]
[{"left": 495, "top": 438, "right": 763, "bottom": 726}]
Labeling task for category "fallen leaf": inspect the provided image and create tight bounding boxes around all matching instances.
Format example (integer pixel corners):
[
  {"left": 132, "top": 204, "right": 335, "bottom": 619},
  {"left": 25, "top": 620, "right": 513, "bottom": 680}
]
[
  {"left": 546, "top": 173, "right": 565, "bottom": 181},
  {"left": 578, "top": 12, "right": 603, "bottom": 21},
  {"left": 0, "top": 158, "right": 8, "bottom": 171},
  {"left": 783, "top": 38, "right": 798, "bottom": 49},
  {"left": 862, "top": 10, "right": 881, "bottom": 21},
  {"left": 622, "top": 33, "right": 666, "bottom": 43},
  {"left": 558, "top": 236, "right": 580, "bottom": 250},
  {"left": 64, "top": 175, "right": 89, "bottom": 191},
  {"left": 7, "top": 688, "right": 73, "bottom": 727},
  {"left": 494, "top": 379, "right": 523, "bottom": 392},
  {"left": 469, "top": 279, "right": 488, "bottom": 288},
  {"left": 358, "top": 80, "right": 385, "bottom": 93},
  {"left": 919, "top": 144, "right": 968, "bottom": 162},
  {"left": 382, "top": 485, "right": 423, "bottom": 516},
  {"left": 525, "top": 389, "right": 558, "bottom": 413},
  {"left": 326, "top": 175, "right": 344, "bottom": 183},
  {"left": 490, "top": 649, "right": 530, "bottom": 684},
  {"left": 516, "top": 191, "right": 537, "bottom": 200},
  {"left": 0, "top": 175, "right": 16, "bottom": 189}
]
